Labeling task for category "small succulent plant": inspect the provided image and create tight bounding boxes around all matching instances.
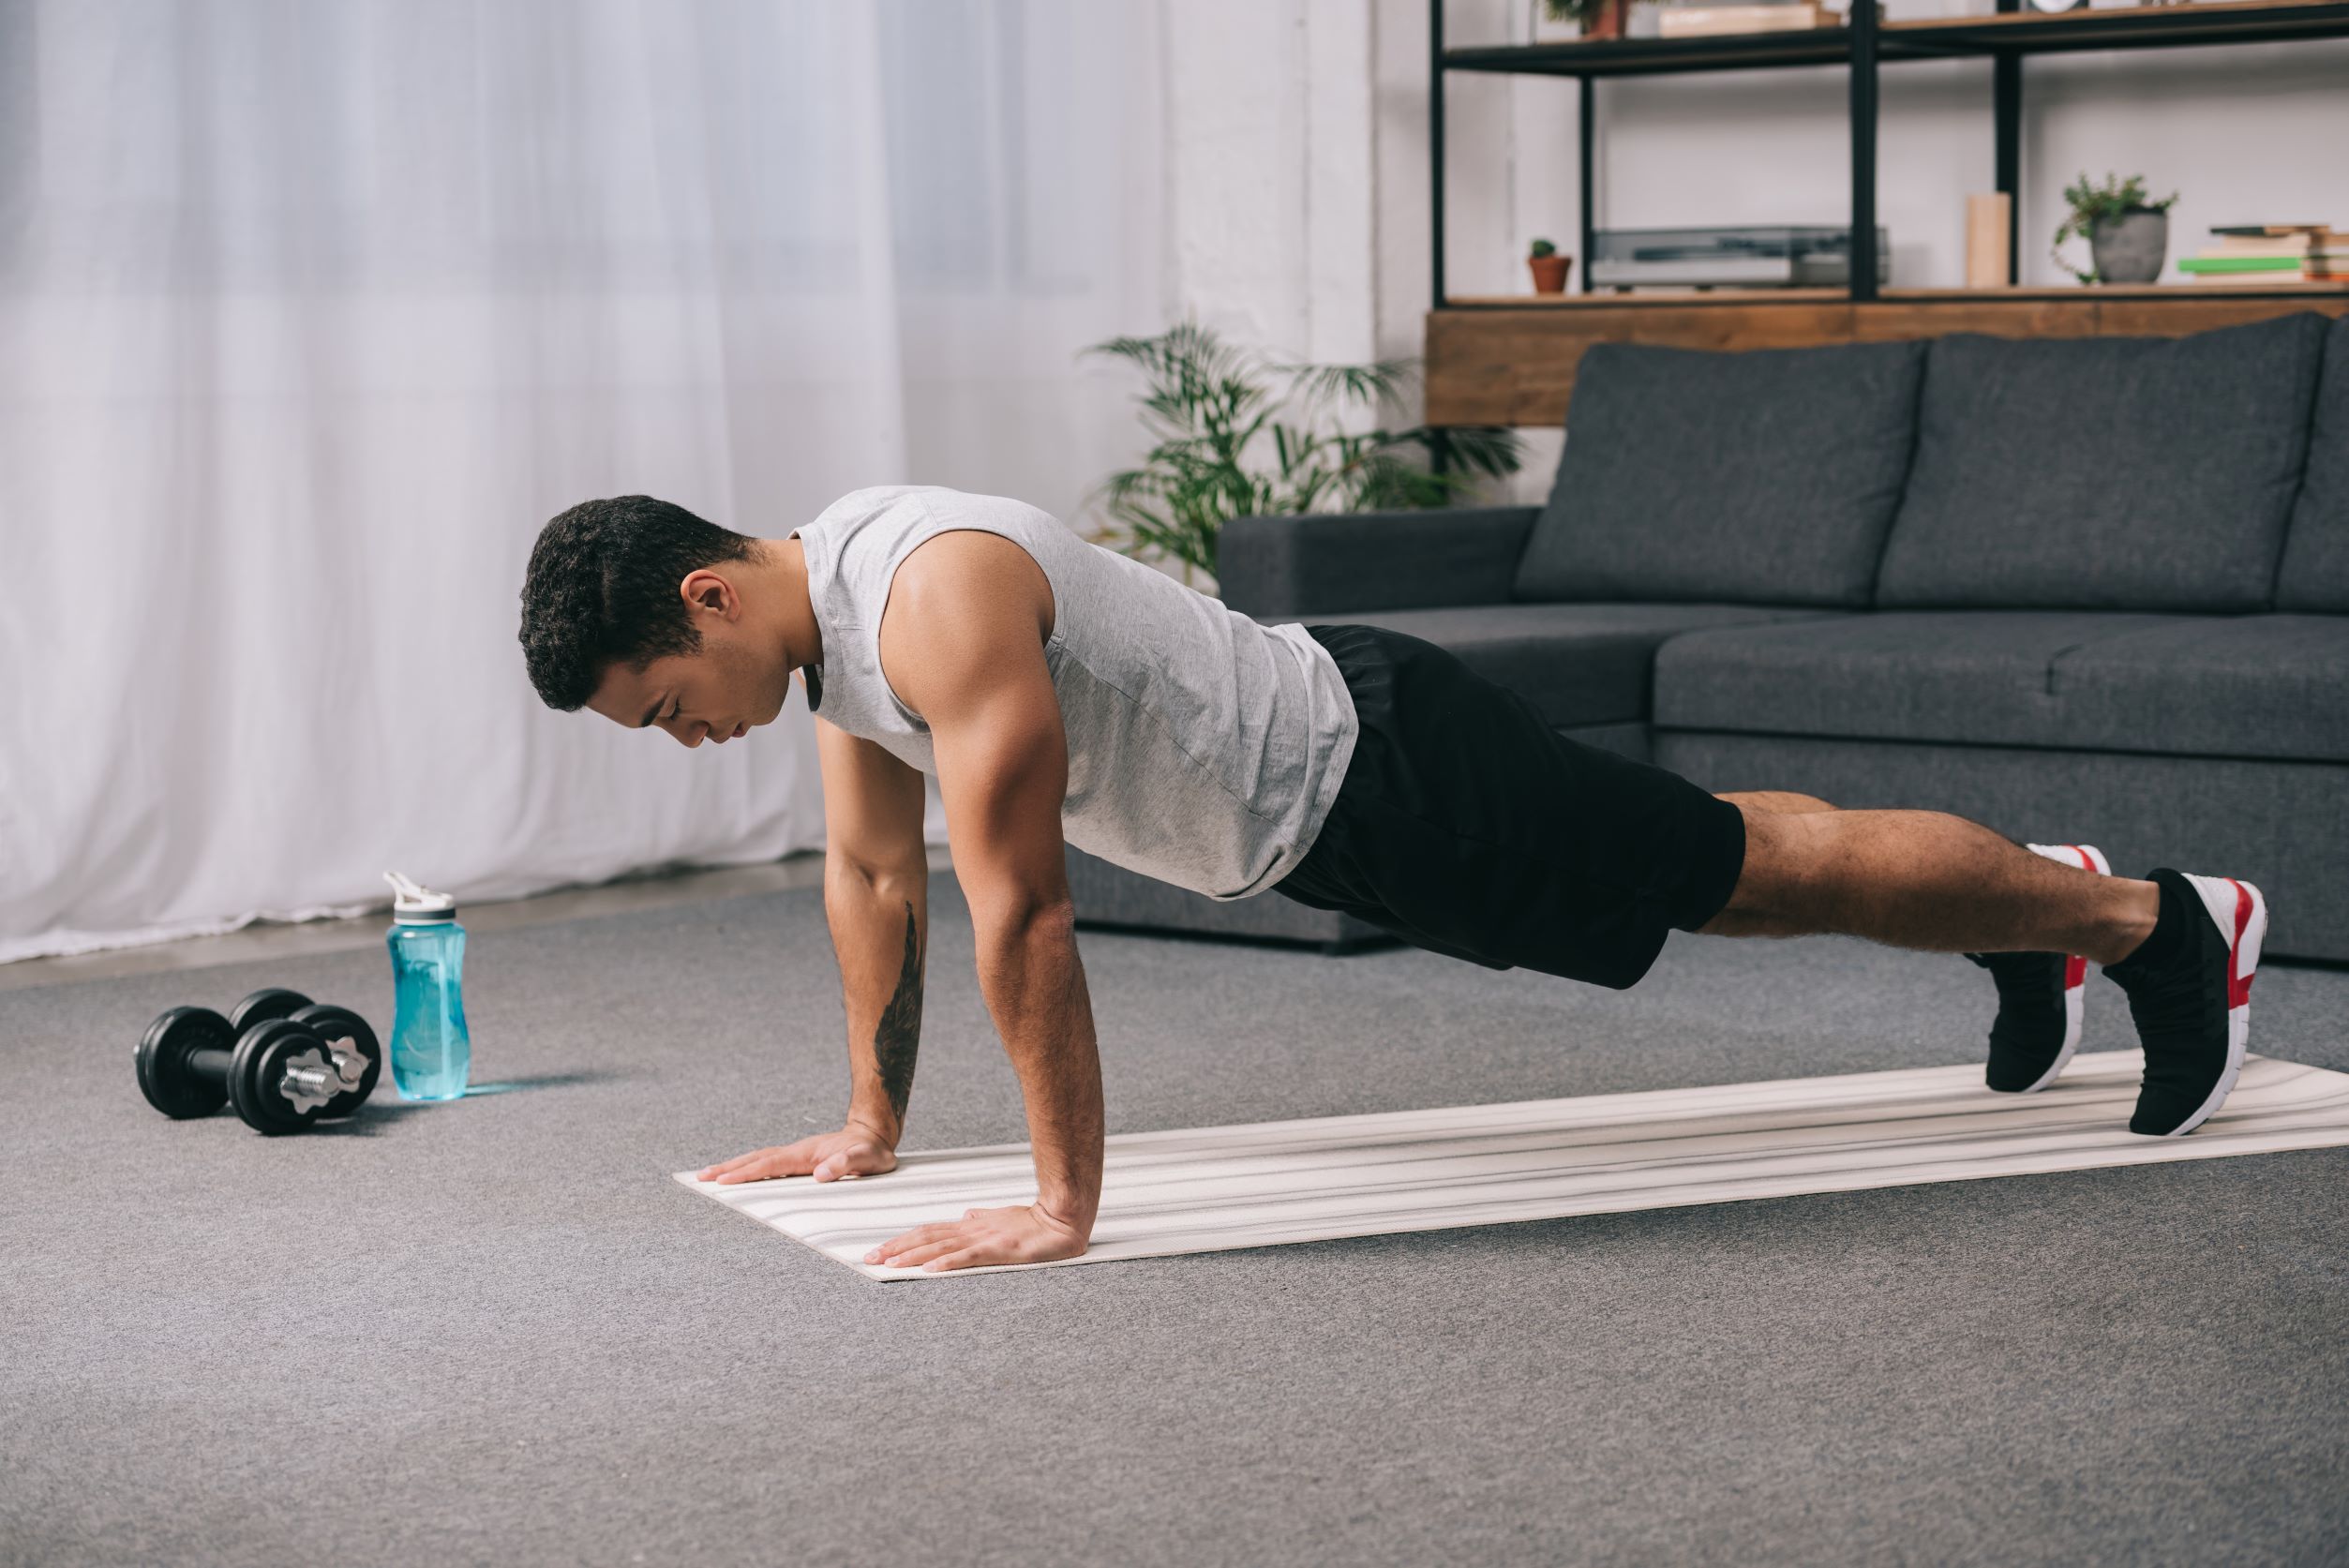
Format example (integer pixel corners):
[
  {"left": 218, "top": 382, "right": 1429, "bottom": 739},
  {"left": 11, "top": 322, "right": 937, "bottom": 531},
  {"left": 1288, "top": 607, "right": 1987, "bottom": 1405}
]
[{"left": 2052, "top": 172, "right": 2177, "bottom": 285}]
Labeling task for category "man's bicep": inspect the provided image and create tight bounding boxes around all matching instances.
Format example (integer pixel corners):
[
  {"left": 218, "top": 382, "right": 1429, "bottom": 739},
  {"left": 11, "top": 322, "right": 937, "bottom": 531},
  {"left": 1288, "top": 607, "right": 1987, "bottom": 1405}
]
[
  {"left": 925, "top": 659, "right": 1070, "bottom": 920},
  {"left": 815, "top": 717, "right": 928, "bottom": 878}
]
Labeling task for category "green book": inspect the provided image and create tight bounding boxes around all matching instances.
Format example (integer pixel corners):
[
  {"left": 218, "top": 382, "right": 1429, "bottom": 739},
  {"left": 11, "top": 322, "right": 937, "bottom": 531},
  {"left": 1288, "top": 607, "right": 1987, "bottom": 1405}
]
[{"left": 2177, "top": 255, "right": 2310, "bottom": 274}]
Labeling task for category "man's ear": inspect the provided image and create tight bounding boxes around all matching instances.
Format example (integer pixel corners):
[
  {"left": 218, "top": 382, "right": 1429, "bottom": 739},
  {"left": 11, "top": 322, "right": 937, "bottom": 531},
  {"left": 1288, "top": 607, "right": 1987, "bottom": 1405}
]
[{"left": 680, "top": 568, "right": 737, "bottom": 621}]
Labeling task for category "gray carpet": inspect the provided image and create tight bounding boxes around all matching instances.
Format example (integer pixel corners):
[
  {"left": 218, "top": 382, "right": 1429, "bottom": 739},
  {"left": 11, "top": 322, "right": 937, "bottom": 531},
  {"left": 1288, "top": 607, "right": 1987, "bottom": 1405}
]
[{"left": 5, "top": 879, "right": 2346, "bottom": 1567}]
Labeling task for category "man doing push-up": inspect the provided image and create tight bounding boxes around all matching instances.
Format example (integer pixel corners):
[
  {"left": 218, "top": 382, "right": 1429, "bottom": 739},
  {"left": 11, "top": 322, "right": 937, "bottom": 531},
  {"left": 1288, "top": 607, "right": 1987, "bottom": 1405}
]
[{"left": 518, "top": 486, "right": 2267, "bottom": 1274}]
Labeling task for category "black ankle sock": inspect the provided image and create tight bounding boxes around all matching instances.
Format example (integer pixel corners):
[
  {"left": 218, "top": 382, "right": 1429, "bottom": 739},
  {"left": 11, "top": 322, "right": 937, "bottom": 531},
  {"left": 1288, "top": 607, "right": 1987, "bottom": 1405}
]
[{"left": 2105, "top": 870, "right": 2190, "bottom": 984}]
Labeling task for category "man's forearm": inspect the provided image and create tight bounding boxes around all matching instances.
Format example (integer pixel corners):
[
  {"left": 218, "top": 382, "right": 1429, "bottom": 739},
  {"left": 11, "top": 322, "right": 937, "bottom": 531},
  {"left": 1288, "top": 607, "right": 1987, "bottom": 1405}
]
[
  {"left": 826, "top": 860, "right": 928, "bottom": 1145},
  {"left": 973, "top": 899, "right": 1105, "bottom": 1228}
]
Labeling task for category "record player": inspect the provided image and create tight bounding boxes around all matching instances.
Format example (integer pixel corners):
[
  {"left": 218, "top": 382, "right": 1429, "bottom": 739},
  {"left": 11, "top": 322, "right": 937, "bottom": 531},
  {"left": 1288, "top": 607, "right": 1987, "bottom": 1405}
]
[{"left": 1588, "top": 225, "right": 1891, "bottom": 289}]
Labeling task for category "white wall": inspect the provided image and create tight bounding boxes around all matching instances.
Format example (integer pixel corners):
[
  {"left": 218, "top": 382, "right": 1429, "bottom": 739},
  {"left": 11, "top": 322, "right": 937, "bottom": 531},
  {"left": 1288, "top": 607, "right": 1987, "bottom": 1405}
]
[
  {"left": 1167, "top": 0, "right": 2349, "bottom": 508},
  {"left": 1163, "top": 3, "right": 1382, "bottom": 363}
]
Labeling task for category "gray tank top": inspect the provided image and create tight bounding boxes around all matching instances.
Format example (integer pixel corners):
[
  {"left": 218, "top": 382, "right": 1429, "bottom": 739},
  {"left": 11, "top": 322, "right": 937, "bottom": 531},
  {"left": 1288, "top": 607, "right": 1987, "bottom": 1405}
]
[{"left": 791, "top": 485, "right": 1357, "bottom": 900}]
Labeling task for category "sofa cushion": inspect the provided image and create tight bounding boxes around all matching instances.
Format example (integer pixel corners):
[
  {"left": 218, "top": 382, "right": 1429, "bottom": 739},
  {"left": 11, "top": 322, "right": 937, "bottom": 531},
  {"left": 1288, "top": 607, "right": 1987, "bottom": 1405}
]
[
  {"left": 1653, "top": 610, "right": 2349, "bottom": 763},
  {"left": 1219, "top": 507, "right": 1538, "bottom": 619},
  {"left": 1512, "top": 339, "right": 1925, "bottom": 609},
  {"left": 1264, "top": 603, "right": 1843, "bottom": 728},
  {"left": 1875, "top": 313, "right": 2329, "bottom": 612},
  {"left": 2277, "top": 315, "right": 2349, "bottom": 612}
]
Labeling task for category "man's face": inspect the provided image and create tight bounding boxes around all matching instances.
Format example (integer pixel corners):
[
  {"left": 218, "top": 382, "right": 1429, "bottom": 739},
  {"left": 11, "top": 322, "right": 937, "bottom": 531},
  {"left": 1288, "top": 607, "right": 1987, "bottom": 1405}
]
[{"left": 586, "top": 628, "right": 790, "bottom": 749}]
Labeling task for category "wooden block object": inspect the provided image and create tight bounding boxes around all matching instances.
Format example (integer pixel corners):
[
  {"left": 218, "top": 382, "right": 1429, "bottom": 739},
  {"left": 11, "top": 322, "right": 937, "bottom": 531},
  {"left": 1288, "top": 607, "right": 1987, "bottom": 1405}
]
[{"left": 1966, "top": 193, "right": 2012, "bottom": 289}]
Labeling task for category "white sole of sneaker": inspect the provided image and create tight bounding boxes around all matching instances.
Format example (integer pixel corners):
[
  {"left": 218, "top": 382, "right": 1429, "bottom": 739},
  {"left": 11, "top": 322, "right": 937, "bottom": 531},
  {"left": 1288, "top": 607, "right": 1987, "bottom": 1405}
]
[
  {"left": 2009, "top": 843, "right": 2112, "bottom": 1094},
  {"left": 2157, "top": 873, "right": 2268, "bottom": 1138}
]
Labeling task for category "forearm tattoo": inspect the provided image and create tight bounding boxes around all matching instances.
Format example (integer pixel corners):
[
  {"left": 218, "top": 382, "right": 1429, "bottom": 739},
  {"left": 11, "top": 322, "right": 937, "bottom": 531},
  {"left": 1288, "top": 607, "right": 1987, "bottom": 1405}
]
[{"left": 874, "top": 900, "right": 923, "bottom": 1125}]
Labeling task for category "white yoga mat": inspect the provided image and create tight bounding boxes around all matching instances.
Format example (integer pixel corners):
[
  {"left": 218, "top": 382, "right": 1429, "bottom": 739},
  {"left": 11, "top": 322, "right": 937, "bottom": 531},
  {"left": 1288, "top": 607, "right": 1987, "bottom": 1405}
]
[{"left": 673, "top": 1050, "right": 2349, "bottom": 1280}]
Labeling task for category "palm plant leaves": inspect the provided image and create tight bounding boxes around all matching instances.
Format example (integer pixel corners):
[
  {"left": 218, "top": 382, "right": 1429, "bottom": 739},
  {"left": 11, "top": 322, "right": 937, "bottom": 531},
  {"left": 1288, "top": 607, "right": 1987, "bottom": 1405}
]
[
  {"left": 1429, "top": 425, "right": 1522, "bottom": 480},
  {"left": 1082, "top": 321, "right": 1523, "bottom": 583},
  {"left": 1279, "top": 358, "right": 1414, "bottom": 412}
]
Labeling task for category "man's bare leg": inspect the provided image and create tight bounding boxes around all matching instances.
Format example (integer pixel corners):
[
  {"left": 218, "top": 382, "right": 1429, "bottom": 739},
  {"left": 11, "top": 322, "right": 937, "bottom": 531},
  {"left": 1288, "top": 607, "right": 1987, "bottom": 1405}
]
[
  {"left": 1718, "top": 789, "right": 1837, "bottom": 816},
  {"left": 1698, "top": 792, "right": 2158, "bottom": 965}
]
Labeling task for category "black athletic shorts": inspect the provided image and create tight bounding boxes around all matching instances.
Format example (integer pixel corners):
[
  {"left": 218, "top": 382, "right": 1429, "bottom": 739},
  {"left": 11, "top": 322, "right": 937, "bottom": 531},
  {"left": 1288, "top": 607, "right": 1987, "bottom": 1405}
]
[{"left": 1272, "top": 622, "right": 1747, "bottom": 991}]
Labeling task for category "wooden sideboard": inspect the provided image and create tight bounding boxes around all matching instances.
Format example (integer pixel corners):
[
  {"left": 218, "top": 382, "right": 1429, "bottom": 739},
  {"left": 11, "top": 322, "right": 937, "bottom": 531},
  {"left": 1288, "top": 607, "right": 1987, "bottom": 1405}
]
[{"left": 1425, "top": 287, "right": 2349, "bottom": 428}]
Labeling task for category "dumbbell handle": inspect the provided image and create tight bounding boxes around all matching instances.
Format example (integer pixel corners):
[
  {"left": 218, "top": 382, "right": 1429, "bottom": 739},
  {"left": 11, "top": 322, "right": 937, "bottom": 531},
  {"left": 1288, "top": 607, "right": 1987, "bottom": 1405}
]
[{"left": 187, "top": 1040, "right": 353, "bottom": 1096}]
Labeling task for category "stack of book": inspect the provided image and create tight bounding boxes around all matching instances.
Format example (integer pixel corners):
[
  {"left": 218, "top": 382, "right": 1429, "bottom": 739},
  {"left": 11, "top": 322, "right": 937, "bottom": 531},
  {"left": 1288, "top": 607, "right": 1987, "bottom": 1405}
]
[
  {"left": 2177, "top": 226, "right": 2342, "bottom": 285},
  {"left": 1655, "top": 0, "right": 1833, "bottom": 40}
]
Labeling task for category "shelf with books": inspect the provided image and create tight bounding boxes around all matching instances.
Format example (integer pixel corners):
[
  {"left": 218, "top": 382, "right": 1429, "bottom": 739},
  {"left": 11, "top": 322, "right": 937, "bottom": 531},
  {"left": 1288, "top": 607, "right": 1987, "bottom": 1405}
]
[
  {"left": 1442, "top": 281, "right": 2349, "bottom": 306},
  {"left": 1883, "top": 0, "right": 2349, "bottom": 58},
  {"left": 1426, "top": 0, "right": 2349, "bottom": 392},
  {"left": 1439, "top": 0, "right": 2349, "bottom": 78},
  {"left": 1444, "top": 29, "right": 1850, "bottom": 78},
  {"left": 1444, "top": 289, "right": 1851, "bottom": 306},
  {"left": 1888, "top": 281, "right": 2349, "bottom": 296},
  {"left": 2175, "top": 224, "right": 2345, "bottom": 285}
]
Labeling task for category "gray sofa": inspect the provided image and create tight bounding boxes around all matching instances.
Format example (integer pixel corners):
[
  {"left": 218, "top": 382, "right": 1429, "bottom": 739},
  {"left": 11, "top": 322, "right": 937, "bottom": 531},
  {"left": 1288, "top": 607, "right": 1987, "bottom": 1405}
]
[{"left": 1065, "top": 310, "right": 2349, "bottom": 963}]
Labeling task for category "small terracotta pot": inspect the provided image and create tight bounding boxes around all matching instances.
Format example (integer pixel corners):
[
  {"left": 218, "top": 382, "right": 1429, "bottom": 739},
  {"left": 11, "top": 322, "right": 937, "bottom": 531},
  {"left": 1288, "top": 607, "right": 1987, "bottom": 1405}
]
[
  {"left": 1528, "top": 254, "right": 1573, "bottom": 293},
  {"left": 1583, "top": 0, "right": 1628, "bottom": 41}
]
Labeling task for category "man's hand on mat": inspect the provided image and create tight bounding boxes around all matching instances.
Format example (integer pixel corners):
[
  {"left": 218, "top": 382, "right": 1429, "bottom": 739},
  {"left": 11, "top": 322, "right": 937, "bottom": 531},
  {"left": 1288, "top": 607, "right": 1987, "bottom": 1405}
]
[
  {"left": 696, "top": 1125, "right": 898, "bottom": 1186},
  {"left": 863, "top": 1202, "right": 1089, "bottom": 1273}
]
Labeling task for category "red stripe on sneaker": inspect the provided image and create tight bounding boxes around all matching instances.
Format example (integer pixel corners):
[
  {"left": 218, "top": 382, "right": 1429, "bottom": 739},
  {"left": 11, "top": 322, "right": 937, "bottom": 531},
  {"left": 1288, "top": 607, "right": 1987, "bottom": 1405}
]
[
  {"left": 2227, "top": 878, "right": 2255, "bottom": 1008},
  {"left": 2062, "top": 847, "right": 2092, "bottom": 987}
]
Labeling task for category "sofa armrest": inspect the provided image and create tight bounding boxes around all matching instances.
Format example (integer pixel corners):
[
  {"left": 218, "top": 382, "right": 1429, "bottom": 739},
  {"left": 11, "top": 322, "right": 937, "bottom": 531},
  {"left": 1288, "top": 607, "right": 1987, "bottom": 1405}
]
[{"left": 1217, "top": 506, "right": 1539, "bottom": 619}]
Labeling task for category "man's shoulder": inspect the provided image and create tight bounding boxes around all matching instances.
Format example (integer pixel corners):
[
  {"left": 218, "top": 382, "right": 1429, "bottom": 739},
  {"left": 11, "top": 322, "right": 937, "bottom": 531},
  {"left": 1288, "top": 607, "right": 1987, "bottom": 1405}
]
[
  {"left": 892, "top": 528, "right": 1053, "bottom": 617},
  {"left": 882, "top": 528, "right": 1058, "bottom": 714}
]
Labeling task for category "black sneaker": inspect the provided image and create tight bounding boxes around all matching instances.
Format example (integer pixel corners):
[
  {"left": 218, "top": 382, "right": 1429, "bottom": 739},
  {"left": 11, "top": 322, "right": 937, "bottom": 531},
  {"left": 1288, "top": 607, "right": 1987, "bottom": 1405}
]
[
  {"left": 2106, "top": 868, "right": 2268, "bottom": 1138},
  {"left": 1965, "top": 843, "right": 2110, "bottom": 1094}
]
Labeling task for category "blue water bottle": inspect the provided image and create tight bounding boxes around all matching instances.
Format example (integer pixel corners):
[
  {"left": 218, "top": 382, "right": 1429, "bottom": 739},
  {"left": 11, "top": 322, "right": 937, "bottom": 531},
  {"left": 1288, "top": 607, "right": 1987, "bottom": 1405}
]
[{"left": 383, "top": 871, "right": 472, "bottom": 1101}]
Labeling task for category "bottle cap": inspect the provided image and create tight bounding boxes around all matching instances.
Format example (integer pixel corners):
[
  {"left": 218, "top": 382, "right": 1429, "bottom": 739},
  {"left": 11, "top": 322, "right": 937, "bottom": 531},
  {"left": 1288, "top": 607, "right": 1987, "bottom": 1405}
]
[{"left": 384, "top": 870, "right": 458, "bottom": 924}]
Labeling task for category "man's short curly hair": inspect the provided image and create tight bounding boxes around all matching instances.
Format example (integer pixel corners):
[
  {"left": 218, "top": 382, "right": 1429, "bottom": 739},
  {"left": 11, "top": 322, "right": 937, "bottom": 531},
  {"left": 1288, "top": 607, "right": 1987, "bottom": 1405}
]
[{"left": 519, "top": 495, "right": 759, "bottom": 710}]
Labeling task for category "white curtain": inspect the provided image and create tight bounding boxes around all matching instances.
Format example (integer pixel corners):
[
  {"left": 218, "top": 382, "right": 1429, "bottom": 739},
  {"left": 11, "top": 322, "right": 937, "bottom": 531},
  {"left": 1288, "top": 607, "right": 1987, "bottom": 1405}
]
[{"left": 0, "top": 0, "right": 1169, "bottom": 963}]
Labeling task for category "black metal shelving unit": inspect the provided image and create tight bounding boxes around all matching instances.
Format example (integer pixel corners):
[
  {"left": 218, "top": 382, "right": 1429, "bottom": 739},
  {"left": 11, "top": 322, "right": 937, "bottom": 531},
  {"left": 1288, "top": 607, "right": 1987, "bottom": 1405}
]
[{"left": 1430, "top": 0, "right": 2349, "bottom": 305}]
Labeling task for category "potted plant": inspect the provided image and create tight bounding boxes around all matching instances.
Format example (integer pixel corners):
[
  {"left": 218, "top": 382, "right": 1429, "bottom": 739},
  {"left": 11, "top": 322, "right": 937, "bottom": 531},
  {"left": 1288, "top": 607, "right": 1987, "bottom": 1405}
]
[
  {"left": 1528, "top": 238, "right": 1573, "bottom": 294},
  {"left": 1082, "top": 321, "right": 1524, "bottom": 586},
  {"left": 1542, "top": 0, "right": 1629, "bottom": 42},
  {"left": 2052, "top": 172, "right": 2177, "bottom": 286}
]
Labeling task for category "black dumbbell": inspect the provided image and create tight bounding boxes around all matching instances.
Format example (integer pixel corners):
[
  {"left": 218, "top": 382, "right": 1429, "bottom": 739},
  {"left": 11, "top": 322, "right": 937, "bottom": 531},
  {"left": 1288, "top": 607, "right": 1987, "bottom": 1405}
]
[
  {"left": 136, "top": 988, "right": 383, "bottom": 1136},
  {"left": 240, "top": 989, "right": 384, "bottom": 1117},
  {"left": 219, "top": 988, "right": 383, "bottom": 1117}
]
